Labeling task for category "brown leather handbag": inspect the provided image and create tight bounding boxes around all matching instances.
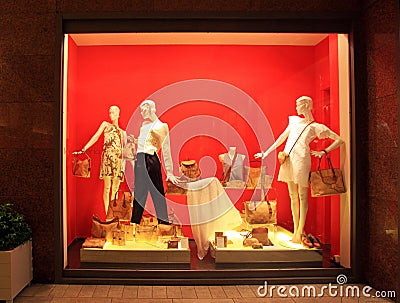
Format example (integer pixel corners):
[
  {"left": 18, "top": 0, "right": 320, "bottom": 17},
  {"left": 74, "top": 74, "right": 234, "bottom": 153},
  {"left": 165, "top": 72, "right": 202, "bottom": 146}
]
[
  {"left": 310, "top": 153, "right": 346, "bottom": 197},
  {"left": 243, "top": 188, "right": 277, "bottom": 224},
  {"left": 179, "top": 160, "right": 201, "bottom": 181},
  {"left": 251, "top": 227, "right": 271, "bottom": 246},
  {"left": 90, "top": 215, "right": 119, "bottom": 242},
  {"left": 72, "top": 152, "right": 91, "bottom": 178},
  {"left": 106, "top": 191, "right": 133, "bottom": 220}
]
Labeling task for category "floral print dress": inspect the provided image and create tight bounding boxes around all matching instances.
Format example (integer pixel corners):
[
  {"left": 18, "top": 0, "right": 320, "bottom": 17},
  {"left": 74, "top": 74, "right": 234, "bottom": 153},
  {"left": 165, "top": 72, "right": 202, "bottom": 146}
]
[{"left": 100, "top": 123, "right": 124, "bottom": 180}]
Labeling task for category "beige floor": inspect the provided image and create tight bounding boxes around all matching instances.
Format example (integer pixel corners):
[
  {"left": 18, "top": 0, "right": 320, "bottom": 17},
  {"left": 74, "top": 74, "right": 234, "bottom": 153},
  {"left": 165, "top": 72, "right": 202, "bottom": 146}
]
[{"left": 11, "top": 283, "right": 395, "bottom": 303}]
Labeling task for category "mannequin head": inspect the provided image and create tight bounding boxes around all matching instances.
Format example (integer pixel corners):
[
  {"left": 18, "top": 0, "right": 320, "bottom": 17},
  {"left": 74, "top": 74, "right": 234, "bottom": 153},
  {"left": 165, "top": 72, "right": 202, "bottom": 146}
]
[
  {"left": 140, "top": 99, "right": 157, "bottom": 120},
  {"left": 296, "top": 96, "right": 313, "bottom": 116},
  {"left": 109, "top": 105, "right": 120, "bottom": 122}
]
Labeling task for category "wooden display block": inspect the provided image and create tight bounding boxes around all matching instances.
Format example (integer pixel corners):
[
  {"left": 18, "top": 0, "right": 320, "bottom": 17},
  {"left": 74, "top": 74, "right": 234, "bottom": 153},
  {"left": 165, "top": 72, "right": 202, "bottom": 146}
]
[
  {"left": 211, "top": 228, "right": 323, "bottom": 269},
  {"left": 80, "top": 240, "right": 190, "bottom": 269}
]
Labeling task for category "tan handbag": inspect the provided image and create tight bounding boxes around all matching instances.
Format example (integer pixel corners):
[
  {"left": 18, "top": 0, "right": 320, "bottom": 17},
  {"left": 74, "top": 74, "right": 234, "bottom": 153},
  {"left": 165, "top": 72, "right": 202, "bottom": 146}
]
[
  {"left": 278, "top": 151, "right": 289, "bottom": 165},
  {"left": 72, "top": 152, "right": 91, "bottom": 178},
  {"left": 156, "top": 224, "right": 175, "bottom": 236},
  {"left": 245, "top": 166, "right": 261, "bottom": 188},
  {"left": 244, "top": 188, "right": 277, "bottom": 224},
  {"left": 106, "top": 191, "right": 133, "bottom": 220},
  {"left": 122, "top": 140, "right": 137, "bottom": 160},
  {"left": 179, "top": 160, "right": 201, "bottom": 181},
  {"left": 251, "top": 227, "right": 270, "bottom": 246},
  {"left": 90, "top": 215, "right": 119, "bottom": 242},
  {"left": 244, "top": 166, "right": 271, "bottom": 189},
  {"left": 82, "top": 237, "right": 106, "bottom": 248},
  {"left": 310, "top": 153, "right": 346, "bottom": 197},
  {"left": 244, "top": 200, "right": 277, "bottom": 224}
]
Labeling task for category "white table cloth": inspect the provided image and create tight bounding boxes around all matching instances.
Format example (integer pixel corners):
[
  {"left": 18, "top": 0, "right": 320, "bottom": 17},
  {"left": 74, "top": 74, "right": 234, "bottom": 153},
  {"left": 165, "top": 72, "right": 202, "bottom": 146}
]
[{"left": 185, "top": 177, "right": 242, "bottom": 259}]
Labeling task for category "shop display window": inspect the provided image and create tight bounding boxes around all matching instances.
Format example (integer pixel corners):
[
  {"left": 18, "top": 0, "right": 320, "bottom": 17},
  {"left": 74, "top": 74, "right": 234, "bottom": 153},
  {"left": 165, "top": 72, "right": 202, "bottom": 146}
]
[{"left": 62, "top": 32, "right": 351, "bottom": 274}]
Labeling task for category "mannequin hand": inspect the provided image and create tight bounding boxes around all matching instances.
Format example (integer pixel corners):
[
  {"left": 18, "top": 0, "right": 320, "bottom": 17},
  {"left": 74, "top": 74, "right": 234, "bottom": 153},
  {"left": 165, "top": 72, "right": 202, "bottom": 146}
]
[
  {"left": 254, "top": 152, "right": 267, "bottom": 159},
  {"left": 311, "top": 150, "right": 326, "bottom": 158},
  {"left": 72, "top": 150, "right": 84, "bottom": 155},
  {"left": 166, "top": 174, "right": 179, "bottom": 185}
]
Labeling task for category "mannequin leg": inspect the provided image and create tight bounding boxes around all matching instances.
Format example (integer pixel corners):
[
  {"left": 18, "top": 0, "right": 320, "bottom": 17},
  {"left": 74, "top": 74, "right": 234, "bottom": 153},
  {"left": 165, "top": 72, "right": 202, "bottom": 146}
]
[
  {"left": 110, "top": 178, "right": 121, "bottom": 201},
  {"left": 131, "top": 154, "right": 149, "bottom": 224},
  {"left": 103, "top": 176, "right": 112, "bottom": 215},
  {"left": 287, "top": 181, "right": 300, "bottom": 242},
  {"left": 296, "top": 185, "right": 309, "bottom": 241}
]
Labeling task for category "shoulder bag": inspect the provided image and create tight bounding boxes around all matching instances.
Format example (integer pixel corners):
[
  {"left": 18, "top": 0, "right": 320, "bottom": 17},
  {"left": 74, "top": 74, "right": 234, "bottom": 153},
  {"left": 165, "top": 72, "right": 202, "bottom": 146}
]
[{"left": 309, "top": 152, "right": 346, "bottom": 197}]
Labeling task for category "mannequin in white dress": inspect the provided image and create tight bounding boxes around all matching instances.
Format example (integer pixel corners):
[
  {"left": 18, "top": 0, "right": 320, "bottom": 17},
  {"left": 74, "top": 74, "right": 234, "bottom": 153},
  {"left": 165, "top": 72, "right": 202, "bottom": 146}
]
[{"left": 255, "top": 96, "right": 344, "bottom": 243}]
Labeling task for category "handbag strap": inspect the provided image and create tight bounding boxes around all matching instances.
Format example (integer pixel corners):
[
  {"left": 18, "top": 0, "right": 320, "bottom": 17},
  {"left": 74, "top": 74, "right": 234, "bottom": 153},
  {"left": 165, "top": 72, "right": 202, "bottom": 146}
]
[
  {"left": 93, "top": 214, "right": 119, "bottom": 224},
  {"left": 287, "top": 121, "right": 315, "bottom": 155},
  {"left": 113, "top": 190, "right": 131, "bottom": 207},
  {"left": 318, "top": 152, "right": 336, "bottom": 176},
  {"left": 73, "top": 151, "right": 90, "bottom": 160},
  {"left": 222, "top": 151, "right": 238, "bottom": 183}
]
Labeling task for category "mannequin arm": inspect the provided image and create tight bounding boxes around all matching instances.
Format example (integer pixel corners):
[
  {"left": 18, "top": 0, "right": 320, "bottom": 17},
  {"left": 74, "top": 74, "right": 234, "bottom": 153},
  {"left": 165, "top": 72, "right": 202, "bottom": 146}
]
[
  {"left": 254, "top": 126, "right": 290, "bottom": 159},
  {"left": 311, "top": 138, "right": 344, "bottom": 158},
  {"left": 121, "top": 130, "right": 127, "bottom": 146},
  {"left": 82, "top": 121, "right": 108, "bottom": 152},
  {"left": 311, "top": 128, "right": 344, "bottom": 157},
  {"left": 161, "top": 126, "right": 178, "bottom": 184}
]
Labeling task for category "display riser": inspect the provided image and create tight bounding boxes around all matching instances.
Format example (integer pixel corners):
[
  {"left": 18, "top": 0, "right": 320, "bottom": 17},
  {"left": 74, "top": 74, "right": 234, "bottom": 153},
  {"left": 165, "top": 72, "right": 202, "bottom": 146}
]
[
  {"left": 80, "top": 241, "right": 191, "bottom": 269},
  {"left": 213, "top": 247, "right": 322, "bottom": 269}
]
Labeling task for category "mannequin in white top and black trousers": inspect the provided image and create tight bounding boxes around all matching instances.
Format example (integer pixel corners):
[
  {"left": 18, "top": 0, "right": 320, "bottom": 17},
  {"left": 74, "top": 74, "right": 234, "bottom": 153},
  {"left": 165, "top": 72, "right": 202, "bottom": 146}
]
[{"left": 131, "top": 100, "right": 178, "bottom": 225}]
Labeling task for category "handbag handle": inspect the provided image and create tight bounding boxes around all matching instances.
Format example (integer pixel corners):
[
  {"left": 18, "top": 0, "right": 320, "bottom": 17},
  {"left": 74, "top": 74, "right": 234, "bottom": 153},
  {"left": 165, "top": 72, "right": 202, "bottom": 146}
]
[
  {"left": 72, "top": 151, "right": 91, "bottom": 159},
  {"left": 112, "top": 190, "right": 132, "bottom": 208},
  {"left": 92, "top": 214, "right": 119, "bottom": 224},
  {"left": 317, "top": 153, "right": 338, "bottom": 182},
  {"left": 250, "top": 187, "right": 276, "bottom": 211}
]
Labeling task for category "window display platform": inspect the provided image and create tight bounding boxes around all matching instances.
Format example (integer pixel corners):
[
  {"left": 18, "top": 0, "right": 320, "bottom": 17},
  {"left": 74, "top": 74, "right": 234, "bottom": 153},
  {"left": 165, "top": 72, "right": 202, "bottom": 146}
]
[
  {"left": 80, "top": 240, "right": 190, "bottom": 269},
  {"left": 210, "top": 226, "right": 323, "bottom": 269}
]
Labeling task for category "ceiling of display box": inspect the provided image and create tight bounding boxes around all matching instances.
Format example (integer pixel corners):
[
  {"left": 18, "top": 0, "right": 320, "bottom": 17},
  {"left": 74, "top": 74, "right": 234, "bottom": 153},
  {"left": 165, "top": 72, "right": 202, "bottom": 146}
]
[{"left": 69, "top": 33, "right": 328, "bottom": 46}]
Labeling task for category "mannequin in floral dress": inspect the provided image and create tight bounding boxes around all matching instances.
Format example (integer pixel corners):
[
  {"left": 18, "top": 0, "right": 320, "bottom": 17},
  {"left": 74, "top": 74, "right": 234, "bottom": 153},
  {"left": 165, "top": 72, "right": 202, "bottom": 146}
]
[
  {"left": 80, "top": 105, "right": 126, "bottom": 214},
  {"left": 255, "top": 96, "right": 343, "bottom": 243}
]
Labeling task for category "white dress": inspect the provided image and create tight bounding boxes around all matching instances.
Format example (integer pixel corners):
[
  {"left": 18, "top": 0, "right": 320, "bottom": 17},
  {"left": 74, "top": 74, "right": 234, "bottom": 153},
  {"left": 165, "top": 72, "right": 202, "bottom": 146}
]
[{"left": 278, "top": 116, "right": 340, "bottom": 187}]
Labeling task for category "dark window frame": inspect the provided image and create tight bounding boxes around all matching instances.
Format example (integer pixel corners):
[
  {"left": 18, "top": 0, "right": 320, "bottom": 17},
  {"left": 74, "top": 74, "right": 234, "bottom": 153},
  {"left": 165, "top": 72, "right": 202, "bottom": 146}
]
[{"left": 55, "top": 12, "right": 359, "bottom": 284}]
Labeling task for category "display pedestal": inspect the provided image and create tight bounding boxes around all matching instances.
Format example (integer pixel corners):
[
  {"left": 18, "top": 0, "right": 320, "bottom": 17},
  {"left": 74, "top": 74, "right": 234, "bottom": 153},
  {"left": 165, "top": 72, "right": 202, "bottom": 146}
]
[
  {"left": 210, "top": 227, "right": 323, "bottom": 269},
  {"left": 80, "top": 240, "right": 190, "bottom": 269}
]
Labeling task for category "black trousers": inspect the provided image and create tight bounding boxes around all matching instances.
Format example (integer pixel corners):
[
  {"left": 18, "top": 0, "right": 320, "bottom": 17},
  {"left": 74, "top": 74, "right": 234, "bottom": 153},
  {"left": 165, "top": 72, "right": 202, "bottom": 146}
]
[{"left": 131, "top": 153, "right": 169, "bottom": 224}]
